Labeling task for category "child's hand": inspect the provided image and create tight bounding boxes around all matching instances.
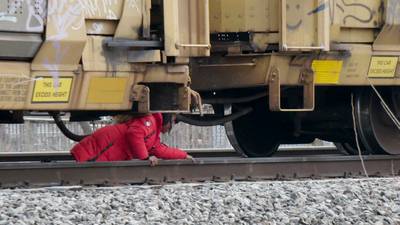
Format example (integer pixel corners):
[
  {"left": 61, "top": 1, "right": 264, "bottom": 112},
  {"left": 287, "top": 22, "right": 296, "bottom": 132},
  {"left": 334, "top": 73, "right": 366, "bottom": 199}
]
[
  {"left": 149, "top": 156, "right": 159, "bottom": 166},
  {"left": 186, "top": 155, "right": 195, "bottom": 163}
]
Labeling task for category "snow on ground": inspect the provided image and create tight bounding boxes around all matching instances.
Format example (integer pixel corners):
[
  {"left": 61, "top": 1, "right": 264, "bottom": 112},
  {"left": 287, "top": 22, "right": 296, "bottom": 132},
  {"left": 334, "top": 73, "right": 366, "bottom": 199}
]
[{"left": 0, "top": 178, "right": 399, "bottom": 225}]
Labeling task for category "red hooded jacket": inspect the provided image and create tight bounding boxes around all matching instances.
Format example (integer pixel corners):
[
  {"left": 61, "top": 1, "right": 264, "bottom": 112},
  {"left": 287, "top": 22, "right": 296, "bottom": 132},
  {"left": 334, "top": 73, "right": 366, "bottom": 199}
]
[{"left": 71, "top": 113, "right": 187, "bottom": 162}]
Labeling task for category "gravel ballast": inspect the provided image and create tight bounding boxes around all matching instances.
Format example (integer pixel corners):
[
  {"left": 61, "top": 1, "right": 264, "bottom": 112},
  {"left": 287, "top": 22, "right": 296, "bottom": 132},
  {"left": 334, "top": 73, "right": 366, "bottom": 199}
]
[{"left": 0, "top": 178, "right": 399, "bottom": 225}]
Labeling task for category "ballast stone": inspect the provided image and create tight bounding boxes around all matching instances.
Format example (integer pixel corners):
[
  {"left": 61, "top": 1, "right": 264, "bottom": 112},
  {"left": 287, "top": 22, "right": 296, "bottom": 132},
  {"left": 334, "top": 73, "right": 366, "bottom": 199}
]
[{"left": 0, "top": 178, "right": 398, "bottom": 224}]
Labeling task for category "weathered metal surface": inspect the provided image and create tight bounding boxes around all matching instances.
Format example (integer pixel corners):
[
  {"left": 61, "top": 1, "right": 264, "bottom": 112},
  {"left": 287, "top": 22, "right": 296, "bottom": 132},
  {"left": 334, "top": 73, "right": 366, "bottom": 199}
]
[
  {"left": 0, "top": 0, "right": 47, "bottom": 33},
  {"left": 374, "top": 0, "right": 400, "bottom": 51},
  {"left": 0, "top": 0, "right": 46, "bottom": 58},
  {"left": 0, "top": 33, "right": 42, "bottom": 58},
  {"left": 192, "top": 0, "right": 400, "bottom": 91},
  {"left": 0, "top": 151, "right": 240, "bottom": 162},
  {"left": 0, "top": 0, "right": 399, "bottom": 159},
  {"left": 280, "top": 0, "right": 330, "bottom": 51},
  {"left": 0, "top": 0, "right": 207, "bottom": 113},
  {"left": 32, "top": 0, "right": 86, "bottom": 71},
  {"left": 0, "top": 155, "right": 398, "bottom": 188},
  {"left": 0, "top": 149, "right": 340, "bottom": 162},
  {"left": 0, "top": 0, "right": 398, "bottom": 113},
  {"left": 164, "top": 0, "right": 210, "bottom": 57},
  {"left": 268, "top": 67, "right": 315, "bottom": 111},
  {"left": 106, "top": 40, "right": 163, "bottom": 48}
]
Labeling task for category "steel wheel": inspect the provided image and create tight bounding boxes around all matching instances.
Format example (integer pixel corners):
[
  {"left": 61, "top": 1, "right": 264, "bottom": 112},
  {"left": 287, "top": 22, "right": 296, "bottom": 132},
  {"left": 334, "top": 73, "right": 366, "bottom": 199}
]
[
  {"left": 225, "top": 101, "right": 287, "bottom": 157},
  {"left": 354, "top": 88, "right": 400, "bottom": 155}
]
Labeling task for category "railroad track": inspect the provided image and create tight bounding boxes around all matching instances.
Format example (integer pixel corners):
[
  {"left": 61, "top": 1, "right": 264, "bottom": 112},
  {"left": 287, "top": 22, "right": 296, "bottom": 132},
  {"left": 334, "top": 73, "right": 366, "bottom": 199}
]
[
  {"left": 0, "top": 150, "right": 239, "bottom": 162},
  {"left": 0, "top": 147, "right": 339, "bottom": 162},
  {"left": 0, "top": 151, "right": 398, "bottom": 188}
]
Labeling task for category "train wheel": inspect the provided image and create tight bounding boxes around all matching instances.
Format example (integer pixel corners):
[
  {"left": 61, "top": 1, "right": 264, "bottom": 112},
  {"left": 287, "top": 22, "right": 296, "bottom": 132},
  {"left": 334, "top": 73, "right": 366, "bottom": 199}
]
[
  {"left": 354, "top": 88, "right": 400, "bottom": 155},
  {"left": 225, "top": 102, "right": 285, "bottom": 157}
]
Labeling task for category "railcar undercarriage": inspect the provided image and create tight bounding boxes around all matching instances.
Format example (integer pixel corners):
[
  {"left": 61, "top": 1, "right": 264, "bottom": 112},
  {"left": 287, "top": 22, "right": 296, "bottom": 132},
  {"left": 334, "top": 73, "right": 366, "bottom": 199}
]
[
  {"left": 182, "top": 87, "right": 400, "bottom": 157},
  {"left": 1, "top": 0, "right": 400, "bottom": 158}
]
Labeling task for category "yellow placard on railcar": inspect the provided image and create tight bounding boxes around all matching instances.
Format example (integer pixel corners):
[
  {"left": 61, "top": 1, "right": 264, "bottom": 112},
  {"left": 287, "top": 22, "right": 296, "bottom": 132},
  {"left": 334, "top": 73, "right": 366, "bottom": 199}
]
[
  {"left": 368, "top": 57, "right": 399, "bottom": 78},
  {"left": 87, "top": 77, "right": 128, "bottom": 104},
  {"left": 32, "top": 77, "right": 73, "bottom": 103},
  {"left": 312, "top": 60, "right": 343, "bottom": 84}
]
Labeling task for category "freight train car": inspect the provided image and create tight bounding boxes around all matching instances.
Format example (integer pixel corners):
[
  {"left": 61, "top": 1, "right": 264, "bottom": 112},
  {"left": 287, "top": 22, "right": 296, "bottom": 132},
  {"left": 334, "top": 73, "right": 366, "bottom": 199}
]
[
  {"left": 1, "top": 0, "right": 399, "bottom": 157},
  {"left": 187, "top": 0, "right": 400, "bottom": 156},
  {"left": 0, "top": 0, "right": 209, "bottom": 138}
]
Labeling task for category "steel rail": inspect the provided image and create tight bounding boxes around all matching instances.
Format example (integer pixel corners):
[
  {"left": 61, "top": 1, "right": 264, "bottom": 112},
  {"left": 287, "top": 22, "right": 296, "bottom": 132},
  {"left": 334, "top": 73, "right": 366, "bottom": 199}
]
[
  {"left": 0, "top": 155, "right": 398, "bottom": 188},
  {"left": 0, "top": 151, "right": 240, "bottom": 162},
  {"left": 0, "top": 149, "right": 340, "bottom": 162}
]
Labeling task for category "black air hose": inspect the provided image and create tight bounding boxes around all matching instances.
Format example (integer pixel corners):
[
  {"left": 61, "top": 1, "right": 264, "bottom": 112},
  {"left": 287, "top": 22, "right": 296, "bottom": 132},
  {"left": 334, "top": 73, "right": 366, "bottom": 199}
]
[{"left": 50, "top": 112, "right": 88, "bottom": 142}]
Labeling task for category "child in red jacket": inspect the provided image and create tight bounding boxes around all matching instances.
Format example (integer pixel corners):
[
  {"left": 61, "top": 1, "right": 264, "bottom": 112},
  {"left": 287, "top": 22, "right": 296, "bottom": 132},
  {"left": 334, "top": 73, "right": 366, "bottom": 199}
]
[{"left": 71, "top": 113, "right": 193, "bottom": 165}]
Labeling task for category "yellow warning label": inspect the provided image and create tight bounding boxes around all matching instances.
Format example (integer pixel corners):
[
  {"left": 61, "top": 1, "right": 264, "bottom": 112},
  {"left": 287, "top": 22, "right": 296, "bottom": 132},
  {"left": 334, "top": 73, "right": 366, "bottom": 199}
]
[
  {"left": 368, "top": 56, "right": 399, "bottom": 78},
  {"left": 87, "top": 77, "right": 128, "bottom": 104},
  {"left": 32, "top": 77, "right": 73, "bottom": 103},
  {"left": 312, "top": 60, "right": 343, "bottom": 84}
]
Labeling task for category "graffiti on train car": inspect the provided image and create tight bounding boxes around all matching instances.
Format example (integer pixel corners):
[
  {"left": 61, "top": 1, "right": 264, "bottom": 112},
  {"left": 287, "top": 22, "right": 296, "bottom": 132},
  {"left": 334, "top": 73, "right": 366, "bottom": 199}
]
[
  {"left": 26, "top": 0, "right": 46, "bottom": 32},
  {"left": 386, "top": 0, "right": 400, "bottom": 30},
  {"left": 47, "top": 0, "right": 84, "bottom": 39},
  {"left": 330, "top": 0, "right": 374, "bottom": 25},
  {"left": 78, "top": 0, "right": 141, "bottom": 19},
  {"left": 78, "top": 0, "right": 119, "bottom": 19},
  {"left": 286, "top": 0, "right": 378, "bottom": 31},
  {"left": 0, "top": 12, "right": 17, "bottom": 23},
  {"left": 0, "top": 0, "right": 46, "bottom": 32}
]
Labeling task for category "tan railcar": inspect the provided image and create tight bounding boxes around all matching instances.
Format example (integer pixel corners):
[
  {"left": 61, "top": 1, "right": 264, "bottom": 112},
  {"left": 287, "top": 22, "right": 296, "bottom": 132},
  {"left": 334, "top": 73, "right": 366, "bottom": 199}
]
[
  {"left": 189, "top": 0, "right": 400, "bottom": 156},
  {"left": 0, "top": 0, "right": 399, "bottom": 157},
  {"left": 0, "top": 0, "right": 209, "bottom": 115}
]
